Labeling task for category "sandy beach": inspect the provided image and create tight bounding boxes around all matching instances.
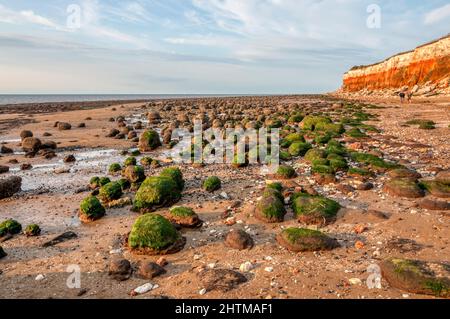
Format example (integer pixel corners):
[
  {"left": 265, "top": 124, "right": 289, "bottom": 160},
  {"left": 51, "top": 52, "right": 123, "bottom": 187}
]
[{"left": 0, "top": 95, "right": 449, "bottom": 299}]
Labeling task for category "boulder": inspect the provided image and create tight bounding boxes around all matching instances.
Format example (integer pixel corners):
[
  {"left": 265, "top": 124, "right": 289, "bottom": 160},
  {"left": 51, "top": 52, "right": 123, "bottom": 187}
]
[
  {"left": 132, "top": 176, "right": 181, "bottom": 212},
  {"left": 255, "top": 189, "right": 286, "bottom": 223},
  {"left": 128, "top": 214, "right": 185, "bottom": 255},
  {"left": 22, "top": 137, "right": 41, "bottom": 153},
  {"left": 0, "top": 176, "right": 22, "bottom": 199},
  {"left": 167, "top": 206, "right": 202, "bottom": 228},
  {"left": 20, "top": 130, "right": 33, "bottom": 140},
  {"left": 292, "top": 193, "right": 340, "bottom": 225},
  {"left": 277, "top": 227, "right": 339, "bottom": 252},
  {"left": 224, "top": 229, "right": 254, "bottom": 250},
  {"left": 138, "top": 130, "right": 161, "bottom": 152},
  {"left": 197, "top": 269, "right": 247, "bottom": 292},
  {"left": 79, "top": 196, "right": 105, "bottom": 223},
  {"left": 383, "top": 179, "right": 424, "bottom": 198},
  {"left": 380, "top": 258, "right": 449, "bottom": 297},
  {"left": 108, "top": 258, "right": 132, "bottom": 281},
  {"left": 137, "top": 261, "right": 166, "bottom": 279},
  {"left": 57, "top": 122, "right": 72, "bottom": 130}
]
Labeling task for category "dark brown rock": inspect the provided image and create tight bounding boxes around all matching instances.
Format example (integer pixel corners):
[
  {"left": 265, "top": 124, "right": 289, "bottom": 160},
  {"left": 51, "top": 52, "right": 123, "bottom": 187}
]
[
  {"left": 22, "top": 137, "right": 41, "bottom": 153},
  {"left": 0, "top": 176, "right": 22, "bottom": 199},
  {"left": 108, "top": 258, "right": 132, "bottom": 281},
  {"left": 0, "top": 146, "right": 13, "bottom": 154},
  {"left": 57, "top": 122, "right": 72, "bottom": 130},
  {"left": 0, "top": 165, "right": 9, "bottom": 174},
  {"left": 197, "top": 269, "right": 247, "bottom": 292},
  {"left": 224, "top": 229, "right": 254, "bottom": 250},
  {"left": 64, "top": 155, "right": 76, "bottom": 163},
  {"left": 419, "top": 198, "right": 450, "bottom": 210},
  {"left": 137, "top": 261, "right": 166, "bottom": 279}
]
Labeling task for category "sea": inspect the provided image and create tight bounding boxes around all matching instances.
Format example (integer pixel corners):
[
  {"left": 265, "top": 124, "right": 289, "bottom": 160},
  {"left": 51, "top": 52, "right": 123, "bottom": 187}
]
[{"left": 0, "top": 94, "right": 249, "bottom": 105}]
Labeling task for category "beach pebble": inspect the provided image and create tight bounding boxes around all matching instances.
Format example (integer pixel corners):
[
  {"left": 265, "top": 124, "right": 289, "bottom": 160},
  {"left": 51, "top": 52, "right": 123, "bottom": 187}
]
[
  {"left": 199, "top": 288, "right": 207, "bottom": 295},
  {"left": 133, "top": 283, "right": 154, "bottom": 295},
  {"left": 239, "top": 261, "right": 254, "bottom": 272},
  {"left": 35, "top": 274, "right": 45, "bottom": 281}
]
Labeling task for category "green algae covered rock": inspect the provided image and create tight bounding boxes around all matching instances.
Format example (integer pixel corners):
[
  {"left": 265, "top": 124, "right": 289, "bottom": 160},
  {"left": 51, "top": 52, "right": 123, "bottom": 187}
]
[
  {"left": 380, "top": 258, "right": 450, "bottom": 298},
  {"left": 266, "top": 182, "right": 283, "bottom": 192},
  {"left": 24, "top": 224, "right": 41, "bottom": 237},
  {"left": 122, "top": 165, "right": 146, "bottom": 184},
  {"left": 89, "top": 176, "right": 111, "bottom": 189},
  {"left": 109, "top": 163, "right": 122, "bottom": 174},
  {"left": 420, "top": 180, "right": 450, "bottom": 198},
  {"left": 384, "top": 179, "right": 424, "bottom": 198},
  {"left": 275, "top": 165, "right": 296, "bottom": 179},
  {"left": 79, "top": 196, "right": 106, "bottom": 222},
  {"left": 138, "top": 130, "right": 162, "bottom": 152},
  {"left": 99, "top": 182, "right": 123, "bottom": 202},
  {"left": 304, "top": 148, "right": 327, "bottom": 163},
  {"left": 255, "top": 189, "right": 286, "bottom": 223},
  {"left": 203, "top": 176, "right": 221, "bottom": 192},
  {"left": 128, "top": 214, "right": 185, "bottom": 254},
  {"left": 124, "top": 157, "right": 137, "bottom": 166},
  {"left": 0, "top": 219, "right": 22, "bottom": 237},
  {"left": 133, "top": 176, "right": 181, "bottom": 212},
  {"left": 288, "top": 142, "right": 312, "bottom": 157},
  {"left": 301, "top": 116, "right": 332, "bottom": 131},
  {"left": 160, "top": 167, "right": 184, "bottom": 191},
  {"left": 281, "top": 133, "right": 305, "bottom": 148},
  {"left": 277, "top": 227, "right": 339, "bottom": 252},
  {"left": 168, "top": 206, "right": 202, "bottom": 228},
  {"left": 292, "top": 193, "right": 340, "bottom": 225}
]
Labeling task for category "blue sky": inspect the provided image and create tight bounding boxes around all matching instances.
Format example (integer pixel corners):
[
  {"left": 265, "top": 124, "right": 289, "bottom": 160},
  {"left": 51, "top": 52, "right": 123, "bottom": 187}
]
[{"left": 0, "top": 0, "right": 449, "bottom": 94}]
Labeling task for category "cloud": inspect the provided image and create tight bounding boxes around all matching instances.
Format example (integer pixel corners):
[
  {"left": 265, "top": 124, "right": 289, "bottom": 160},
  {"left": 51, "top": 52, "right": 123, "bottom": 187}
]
[
  {"left": 424, "top": 3, "right": 450, "bottom": 25},
  {"left": 0, "top": 4, "right": 60, "bottom": 29}
]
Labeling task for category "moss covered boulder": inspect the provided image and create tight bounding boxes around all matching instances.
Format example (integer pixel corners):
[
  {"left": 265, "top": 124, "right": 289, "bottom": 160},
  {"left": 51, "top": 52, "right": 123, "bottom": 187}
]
[
  {"left": 79, "top": 196, "right": 105, "bottom": 222},
  {"left": 255, "top": 190, "right": 286, "bottom": 223},
  {"left": 275, "top": 165, "right": 296, "bottom": 179},
  {"left": 168, "top": 206, "right": 202, "bottom": 228},
  {"left": 133, "top": 176, "right": 181, "bottom": 212},
  {"left": 138, "top": 130, "right": 162, "bottom": 152},
  {"left": 277, "top": 228, "right": 339, "bottom": 252},
  {"left": 89, "top": 176, "right": 111, "bottom": 189},
  {"left": 292, "top": 193, "right": 340, "bottom": 225},
  {"left": 388, "top": 168, "right": 421, "bottom": 181},
  {"left": 108, "top": 163, "right": 122, "bottom": 174},
  {"left": 380, "top": 258, "right": 450, "bottom": 298},
  {"left": 203, "top": 176, "right": 221, "bottom": 192},
  {"left": 128, "top": 214, "right": 185, "bottom": 255},
  {"left": 420, "top": 180, "right": 450, "bottom": 198},
  {"left": 24, "top": 224, "right": 41, "bottom": 237},
  {"left": 300, "top": 116, "right": 331, "bottom": 131},
  {"left": 304, "top": 148, "right": 327, "bottom": 163},
  {"left": 384, "top": 179, "right": 424, "bottom": 198},
  {"left": 160, "top": 167, "right": 184, "bottom": 191},
  {"left": 0, "top": 219, "right": 22, "bottom": 237},
  {"left": 288, "top": 142, "right": 312, "bottom": 157},
  {"left": 99, "top": 182, "right": 123, "bottom": 202},
  {"left": 315, "top": 122, "right": 345, "bottom": 135},
  {"left": 281, "top": 133, "right": 305, "bottom": 148},
  {"left": 266, "top": 182, "right": 283, "bottom": 192},
  {"left": 122, "top": 165, "right": 146, "bottom": 184},
  {"left": 124, "top": 157, "right": 137, "bottom": 166}
]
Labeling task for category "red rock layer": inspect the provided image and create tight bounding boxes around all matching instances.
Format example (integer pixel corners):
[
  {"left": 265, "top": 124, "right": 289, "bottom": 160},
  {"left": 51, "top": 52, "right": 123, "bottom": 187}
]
[{"left": 343, "top": 55, "right": 449, "bottom": 92}]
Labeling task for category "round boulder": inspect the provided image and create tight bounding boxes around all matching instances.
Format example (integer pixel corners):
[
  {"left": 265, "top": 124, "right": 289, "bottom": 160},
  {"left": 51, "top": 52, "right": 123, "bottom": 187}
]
[
  {"left": 224, "top": 229, "right": 254, "bottom": 250},
  {"left": 277, "top": 227, "right": 339, "bottom": 252}
]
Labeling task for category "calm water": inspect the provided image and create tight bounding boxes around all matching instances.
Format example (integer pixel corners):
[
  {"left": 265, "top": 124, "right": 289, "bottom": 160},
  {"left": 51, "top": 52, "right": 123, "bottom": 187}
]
[{"left": 0, "top": 94, "right": 245, "bottom": 105}]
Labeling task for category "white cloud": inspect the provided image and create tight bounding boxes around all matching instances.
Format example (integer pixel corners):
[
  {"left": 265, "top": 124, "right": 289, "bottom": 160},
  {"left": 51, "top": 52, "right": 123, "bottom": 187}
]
[
  {"left": 0, "top": 4, "right": 59, "bottom": 29},
  {"left": 424, "top": 3, "right": 450, "bottom": 25}
]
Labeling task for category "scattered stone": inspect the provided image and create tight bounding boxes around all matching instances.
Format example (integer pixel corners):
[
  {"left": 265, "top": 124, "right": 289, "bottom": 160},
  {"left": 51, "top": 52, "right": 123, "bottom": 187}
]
[
  {"left": 20, "top": 163, "right": 32, "bottom": 170},
  {"left": 224, "top": 229, "right": 254, "bottom": 250},
  {"left": 20, "top": 130, "right": 33, "bottom": 140},
  {"left": 57, "top": 122, "right": 72, "bottom": 130},
  {"left": 64, "top": 155, "right": 76, "bottom": 163},
  {"left": 0, "top": 146, "right": 13, "bottom": 154},
  {"left": 0, "top": 166, "right": 9, "bottom": 174},
  {"left": 0, "top": 246, "right": 6, "bottom": 259},
  {"left": 357, "top": 182, "right": 374, "bottom": 191},
  {"left": 133, "top": 283, "right": 154, "bottom": 295},
  {"left": 0, "top": 176, "right": 22, "bottom": 199},
  {"left": 21, "top": 137, "right": 41, "bottom": 153},
  {"left": 128, "top": 214, "right": 185, "bottom": 255},
  {"left": 380, "top": 258, "right": 449, "bottom": 297},
  {"left": 167, "top": 206, "right": 202, "bottom": 228},
  {"left": 35, "top": 274, "right": 45, "bottom": 281},
  {"left": 383, "top": 179, "right": 424, "bottom": 198},
  {"left": 138, "top": 130, "right": 161, "bottom": 152},
  {"left": 197, "top": 269, "right": 247, "bottom": 292},
  {"left": 108, "top": 258, "right": 132, "bottom": 281},
  {"left": 239, "top": 261, "right": 254, "bottom": 272},
  {"left": 137, "top": 261, "right": 166, "bottom": 279},
  {"left": 276, "top": 227, "right": 339, "bottom": 252},
  {"left": 292, "top": 193, "right": 340, "bottom": 225},
  {"left": 418, "top": 198, "right": 450, "bottom": 210}
]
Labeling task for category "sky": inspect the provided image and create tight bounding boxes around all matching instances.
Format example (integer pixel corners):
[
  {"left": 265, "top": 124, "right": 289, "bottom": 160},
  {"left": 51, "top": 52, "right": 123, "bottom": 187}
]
[{"left": 0, "top": 0, "right": 449, "bottom": 94}]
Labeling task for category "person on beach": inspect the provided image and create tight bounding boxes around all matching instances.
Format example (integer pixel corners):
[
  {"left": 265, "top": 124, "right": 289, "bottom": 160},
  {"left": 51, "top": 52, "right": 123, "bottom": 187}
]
[
  {"left": 399, "top": 91, "right": 406, "bottom": 103},
  {"left": 407, "top": 91, "right": 413, "bottom": 103}
]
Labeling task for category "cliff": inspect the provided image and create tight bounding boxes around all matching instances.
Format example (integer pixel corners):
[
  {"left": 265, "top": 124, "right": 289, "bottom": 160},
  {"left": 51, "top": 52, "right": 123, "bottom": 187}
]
[{"left": 340, "top": 34, "right": 450, "bottom": 96}]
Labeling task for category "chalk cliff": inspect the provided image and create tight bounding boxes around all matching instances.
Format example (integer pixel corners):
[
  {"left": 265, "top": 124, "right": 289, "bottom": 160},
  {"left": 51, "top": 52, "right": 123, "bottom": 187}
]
[{"left": 340, "top": 34, "right": 450, "bottom": 97}]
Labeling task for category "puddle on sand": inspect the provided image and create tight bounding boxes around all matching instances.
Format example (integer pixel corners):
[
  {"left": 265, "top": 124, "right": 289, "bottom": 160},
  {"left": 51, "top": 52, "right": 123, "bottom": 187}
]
[{"left": 5, "top": 148, "right": 125, "bottom": 192}]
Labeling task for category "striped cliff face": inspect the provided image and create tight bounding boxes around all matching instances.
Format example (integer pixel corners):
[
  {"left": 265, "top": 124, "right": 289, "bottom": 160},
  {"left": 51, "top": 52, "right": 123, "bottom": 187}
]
[{"left": 342, "top": 35, "right": 450, "bottom": 92}]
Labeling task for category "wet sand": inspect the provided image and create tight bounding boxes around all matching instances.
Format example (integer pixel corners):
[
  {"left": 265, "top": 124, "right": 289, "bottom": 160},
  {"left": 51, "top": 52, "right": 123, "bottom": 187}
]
[{"left": 0, "top": 95, "right": 449, "bottom": 299}]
